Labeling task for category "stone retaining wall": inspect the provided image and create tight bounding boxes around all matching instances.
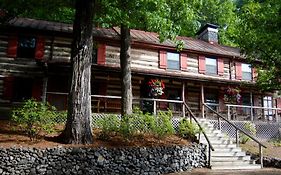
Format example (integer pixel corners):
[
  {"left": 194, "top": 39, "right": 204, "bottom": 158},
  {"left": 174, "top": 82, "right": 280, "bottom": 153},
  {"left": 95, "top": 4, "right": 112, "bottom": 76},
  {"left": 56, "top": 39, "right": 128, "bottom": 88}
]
[{"left": 0, "top": 143, "right": 206, "bottom": 175}]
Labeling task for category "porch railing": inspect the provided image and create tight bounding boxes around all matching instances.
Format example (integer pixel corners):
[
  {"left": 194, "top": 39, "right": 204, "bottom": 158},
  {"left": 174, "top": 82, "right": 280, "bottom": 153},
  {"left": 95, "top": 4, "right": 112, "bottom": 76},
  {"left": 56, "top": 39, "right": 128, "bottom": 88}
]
[
  {"left": 226, "top": 104, "right": 281, "bottom": 122},
  {"left": 204, "top": 103, "right": 267, "bottom": 168},
  {"left": 91, "top": 94, "right": 185, "bottom": 116}
]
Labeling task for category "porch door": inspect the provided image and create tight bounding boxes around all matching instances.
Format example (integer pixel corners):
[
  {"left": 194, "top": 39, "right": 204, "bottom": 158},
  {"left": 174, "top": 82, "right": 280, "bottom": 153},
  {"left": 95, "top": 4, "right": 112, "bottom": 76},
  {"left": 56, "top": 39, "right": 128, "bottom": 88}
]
[{"left": 263, "top": 96, "right": 273, "bottom": 121}]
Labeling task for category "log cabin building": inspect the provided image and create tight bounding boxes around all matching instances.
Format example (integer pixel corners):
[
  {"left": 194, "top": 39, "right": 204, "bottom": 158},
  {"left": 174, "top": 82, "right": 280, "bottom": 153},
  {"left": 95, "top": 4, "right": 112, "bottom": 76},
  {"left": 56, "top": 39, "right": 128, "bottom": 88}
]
[{"left": 0, "top": 18, "right": 280, "bottom": 127}]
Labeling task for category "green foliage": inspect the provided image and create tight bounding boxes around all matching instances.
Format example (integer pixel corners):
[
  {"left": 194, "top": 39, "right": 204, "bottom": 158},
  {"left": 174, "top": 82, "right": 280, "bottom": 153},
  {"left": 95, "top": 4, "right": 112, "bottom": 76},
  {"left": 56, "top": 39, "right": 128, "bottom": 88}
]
[
  {"left": 153, "top": 110, "right": 175, "bottom": 138},
  {"left": 96, "top": 114, "right": 120, "bottom": 140},
  {"left": 95, "top": 108, "right": 175, "bottom": 140},
  {"left": 11, "top": 99, "right": 59, "bottom": 140},
  {"left": 236, "top": 0, "right": 281, "bottom": 90},
  {"left": 240, "top": 122, "right": 256, "bottom": 144},
  {"left": 178, "top": 118, "right": 200, "bottom": 140},
  {"left": 0, "top": 0, "right": 74, "bottom": 23},
  {"left": 271, "top": 139, "right": 281, "bottom": 147}
]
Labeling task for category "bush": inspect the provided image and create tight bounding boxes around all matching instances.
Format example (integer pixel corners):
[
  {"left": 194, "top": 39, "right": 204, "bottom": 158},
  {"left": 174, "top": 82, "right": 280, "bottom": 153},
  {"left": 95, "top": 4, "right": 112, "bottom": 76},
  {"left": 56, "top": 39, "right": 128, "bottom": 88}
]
[
  {"left": 11, "top": 99, "right": 58, "bottom": 140},
  {"left": 96, "top": 114, "right": 120, "bottom": 140},
  {"left": 240, "top": 122, "right": 256, "bottom": 144},
  {"left": 153, "top": 110, "right": 175, "bottom": 138},
  {"left": 178, "top": 118, "right": 200, "bottom": 141},
  {"left": 95, "top": 108, "right": 175, "bottom": 140}
]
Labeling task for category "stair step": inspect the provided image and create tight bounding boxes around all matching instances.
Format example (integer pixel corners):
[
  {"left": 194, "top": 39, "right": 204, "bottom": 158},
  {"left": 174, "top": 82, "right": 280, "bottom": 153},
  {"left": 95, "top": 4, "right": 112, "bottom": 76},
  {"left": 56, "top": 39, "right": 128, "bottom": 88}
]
[
  {"left": 211, "top": 164, "right": 261, "bottom": 170},
  {"left": 202, "top": 139, "right": 233, "bottom": 145},
  {"left": 211, "top": 160, "right": 255, "bottom": 166},
  {"left": 211, "top": 147, "right": 241, "bottom": 152},
  {"left": 212, "top": 151, "right": 246, "bottom": 157},
  {"left": 212, "top": 144, "right": 237, "bottom": 148},
  {"left": 212, "top": 155, "right": 251, "bottom": 161}
]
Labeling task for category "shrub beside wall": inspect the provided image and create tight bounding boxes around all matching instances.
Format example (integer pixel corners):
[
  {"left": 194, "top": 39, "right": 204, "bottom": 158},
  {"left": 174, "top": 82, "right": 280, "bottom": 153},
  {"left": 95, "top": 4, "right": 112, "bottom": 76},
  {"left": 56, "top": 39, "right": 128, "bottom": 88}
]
[{"left": 0, "top": 143, "right": 206, "bottom": 175}]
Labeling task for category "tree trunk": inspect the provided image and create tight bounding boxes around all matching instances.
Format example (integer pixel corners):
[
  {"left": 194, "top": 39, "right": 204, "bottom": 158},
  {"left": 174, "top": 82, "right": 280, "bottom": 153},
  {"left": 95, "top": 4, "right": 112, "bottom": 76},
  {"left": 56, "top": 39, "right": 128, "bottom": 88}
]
[
  {"left": 60, "top": 0, "right": 94, "bottom": 144},
  {"left": 120, "top": 25, "right": 133, "bottom": 115}
]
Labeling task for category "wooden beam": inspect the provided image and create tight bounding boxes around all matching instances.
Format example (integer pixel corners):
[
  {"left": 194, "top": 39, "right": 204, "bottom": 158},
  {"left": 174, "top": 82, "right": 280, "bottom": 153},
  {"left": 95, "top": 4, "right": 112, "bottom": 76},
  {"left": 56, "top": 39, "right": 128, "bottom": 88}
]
[
  {"left": 182, "top": 82, "right": 186, "bottom": 118},
  {"left": 201, "top": 84, "right": 205, "bottom": 118}
]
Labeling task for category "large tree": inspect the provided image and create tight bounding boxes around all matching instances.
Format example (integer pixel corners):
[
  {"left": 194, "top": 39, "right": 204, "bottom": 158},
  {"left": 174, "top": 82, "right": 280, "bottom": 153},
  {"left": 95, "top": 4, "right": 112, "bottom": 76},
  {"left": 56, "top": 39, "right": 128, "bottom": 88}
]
[
  {"left": 236, "top": 0, "right": 281, "bottom": 90},
  {"left": 61, "top": 0, "right": 95, "bottom": 144}
]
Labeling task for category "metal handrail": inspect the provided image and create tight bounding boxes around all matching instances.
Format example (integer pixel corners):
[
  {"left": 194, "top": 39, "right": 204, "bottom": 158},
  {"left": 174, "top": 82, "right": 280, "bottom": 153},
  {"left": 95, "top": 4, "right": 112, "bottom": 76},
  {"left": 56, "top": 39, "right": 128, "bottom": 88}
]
[
  {"left": 183, "top": 102, "right": 214, "bottom": 167},
  {"left": 204, "top": 103, "right": 267, "bottom": 168}
]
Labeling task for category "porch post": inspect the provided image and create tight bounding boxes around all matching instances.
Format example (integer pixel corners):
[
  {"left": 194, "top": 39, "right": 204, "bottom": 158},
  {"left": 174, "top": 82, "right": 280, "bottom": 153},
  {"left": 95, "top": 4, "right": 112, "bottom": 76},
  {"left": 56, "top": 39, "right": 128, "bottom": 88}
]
[
  {"left": 250, "top": 92, "right": 254, "bottom": 121},
  {"left": 201, "top": 84, "right": 205, "bottom": 118},
  {"left": 42, "top": 77, "right": 48, "bottom": 103},
  {"left": 182, "top": 82, "right": 185, "bottom": 118},
  {"left": 153, "top": 99, "right": 157, "bottom": 115}
]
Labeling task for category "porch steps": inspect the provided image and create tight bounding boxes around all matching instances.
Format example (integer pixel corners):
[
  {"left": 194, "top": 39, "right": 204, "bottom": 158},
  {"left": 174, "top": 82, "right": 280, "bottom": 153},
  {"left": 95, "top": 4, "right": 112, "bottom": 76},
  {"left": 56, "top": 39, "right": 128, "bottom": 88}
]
[{"left": 198, "top": 119, "right": 260, "bottom": 170}]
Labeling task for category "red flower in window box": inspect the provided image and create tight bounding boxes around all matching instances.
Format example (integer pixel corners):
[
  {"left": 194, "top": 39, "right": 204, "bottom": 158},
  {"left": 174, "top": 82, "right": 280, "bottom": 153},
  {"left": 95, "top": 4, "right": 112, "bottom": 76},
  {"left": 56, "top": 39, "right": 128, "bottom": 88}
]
[{"left": 147, "top": 79, "right": 165, "bottom": 97}]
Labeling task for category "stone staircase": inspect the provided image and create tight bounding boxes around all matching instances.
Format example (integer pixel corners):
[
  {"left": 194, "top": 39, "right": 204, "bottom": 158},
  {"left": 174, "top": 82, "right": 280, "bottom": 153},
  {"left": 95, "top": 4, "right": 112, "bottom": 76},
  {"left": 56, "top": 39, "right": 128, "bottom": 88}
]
[{"left": 198, "top": 119, "right": 260, "bottom": 170}]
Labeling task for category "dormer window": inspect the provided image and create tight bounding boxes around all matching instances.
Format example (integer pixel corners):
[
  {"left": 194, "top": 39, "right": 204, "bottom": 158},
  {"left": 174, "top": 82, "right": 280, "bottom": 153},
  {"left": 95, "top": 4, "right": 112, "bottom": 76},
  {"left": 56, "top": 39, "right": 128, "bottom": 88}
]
[
  {"left": 167, "top": 52, "right": 180, "bottom": 70},
  {"left": 242, "top": 63, "right": 252, "bottom": 80},
  {"left": 17, "top": 36, "right": 36, "bottom": 58},
  {"left": 205, "top": 57, "right": 217, "bottom": 75}
]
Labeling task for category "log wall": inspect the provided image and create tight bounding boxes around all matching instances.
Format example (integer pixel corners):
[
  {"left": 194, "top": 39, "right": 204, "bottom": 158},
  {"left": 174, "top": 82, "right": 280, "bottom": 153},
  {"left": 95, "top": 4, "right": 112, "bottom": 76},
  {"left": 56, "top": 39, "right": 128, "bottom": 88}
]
[{"left": 105, "top": 46, "right": 238, "bottom": 82}]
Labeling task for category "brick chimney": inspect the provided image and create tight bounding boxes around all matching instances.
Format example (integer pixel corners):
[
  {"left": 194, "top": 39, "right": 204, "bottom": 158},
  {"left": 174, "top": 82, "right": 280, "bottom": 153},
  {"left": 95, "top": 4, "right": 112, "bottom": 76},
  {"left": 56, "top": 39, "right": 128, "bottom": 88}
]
[{"left": 196, "top": 23, "right": 219, "bottom": 44}]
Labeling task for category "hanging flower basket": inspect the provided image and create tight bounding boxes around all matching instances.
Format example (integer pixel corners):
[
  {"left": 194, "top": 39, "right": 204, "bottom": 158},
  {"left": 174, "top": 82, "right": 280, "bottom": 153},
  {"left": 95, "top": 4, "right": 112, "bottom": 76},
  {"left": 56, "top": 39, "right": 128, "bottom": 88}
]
[
  {"left": 147, "top": 79, "right": 165, "bottom": 98},
  {"left": 223, "top": 86, "right": 241, "bottom": 104}
]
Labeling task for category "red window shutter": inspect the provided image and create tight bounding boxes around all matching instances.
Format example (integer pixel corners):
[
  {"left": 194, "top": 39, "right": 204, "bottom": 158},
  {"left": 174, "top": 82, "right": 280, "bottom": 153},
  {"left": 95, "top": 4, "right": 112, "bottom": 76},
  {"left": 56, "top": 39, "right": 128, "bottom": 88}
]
[
  {"left": 7, "top": 36, "right": 18, "bottom": 58},
  {"left": 3, "top": 76, "right": 14, "bottom": 100},
  {"left": 180, "top": 53, "right": 187, "bottom": 70},
  {"left": 198, "top": 55, "right": 206, "bottom": 74},
  {"left": 252, "top": 67, "right": 258, "bottom": 81},
  {"left": 235, "top": 62, "right": 242, "bottom": 80},
  {"left": 97, "top": 44, "right": 106, "bottom": 65},
  {"left": 217, "top": 58, "right": 224, "bottom": 76},
  {"left": 159, "top": 50, "right": 167, "bottom": 69},
  {"left": 35, "top": 36, "right": 45, "bottom": 60},
  {"left": 32, "top": 79, "right": 42, "bottom": 101}
]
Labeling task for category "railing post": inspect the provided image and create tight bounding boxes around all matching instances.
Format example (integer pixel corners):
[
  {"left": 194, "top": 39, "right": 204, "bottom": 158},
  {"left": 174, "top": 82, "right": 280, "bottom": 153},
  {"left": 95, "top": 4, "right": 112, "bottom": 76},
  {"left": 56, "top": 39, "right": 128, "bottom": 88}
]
[
  {"left": 250, "top": 106, "right": 254, "bottom": 121},
  {"left": 275, "top": 109, "right": 279, "bottom": 123},
  {"left": 153, "top": 100, "right": 157, "bottom": 115},
  {"left": 259, "top": 144, "right": 263, "bottom": 168},
  {"left": 218, "top": 117, "right": 221, "bottom": 131},
  {"left": 250, "top": 92, "right": 254, "bottom": 121},
  {"left": 236, "top": 130, "right": 240, "bottom": 147},
  {"left": 227, "top": 105, "right": 230, "bottom": 120},
  {"left": 182, "top": 103, "right": 185, "bottom": 118}
]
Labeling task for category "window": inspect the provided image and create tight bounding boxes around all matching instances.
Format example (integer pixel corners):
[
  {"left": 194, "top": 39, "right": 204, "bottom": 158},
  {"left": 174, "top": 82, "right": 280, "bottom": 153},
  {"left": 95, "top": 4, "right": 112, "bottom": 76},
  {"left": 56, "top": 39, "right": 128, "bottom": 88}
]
[
  {"left": 167, "top": 52, "right": 180, "bottom": 70},
  {"left": 13, "top": 78, "right": 33, "bottom": 102},
  {"left": 206, "top": 57, "right": 217, "bottom": 75},
  {"left": 263, "top": 96, "right": 273, "bottom": 120},
  {"left": 242, "top": 93, "right": 251, "bottom": 114},
  {"left": 205, "top": 91, "right": 219, "bottom": 111},
  {"left": 17, "top": 36, "right": 36, "bottom": 58},
  {"left": 242, "top": 63, "right": 252, "bottom": 80}
]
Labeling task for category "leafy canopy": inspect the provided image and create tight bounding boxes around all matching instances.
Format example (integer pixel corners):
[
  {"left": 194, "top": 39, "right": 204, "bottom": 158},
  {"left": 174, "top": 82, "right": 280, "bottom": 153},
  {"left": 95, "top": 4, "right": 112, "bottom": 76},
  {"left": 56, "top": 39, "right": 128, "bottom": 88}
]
[{"left": 236, "top": 0, "right": 281, "bottom": 90}]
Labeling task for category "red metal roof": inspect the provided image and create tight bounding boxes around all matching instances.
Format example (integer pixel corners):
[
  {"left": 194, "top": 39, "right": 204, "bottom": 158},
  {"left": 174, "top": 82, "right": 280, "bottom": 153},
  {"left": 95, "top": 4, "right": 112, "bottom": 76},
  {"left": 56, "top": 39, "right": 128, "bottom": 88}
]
[{"left": 6, "top": 17, "right": 242, "bottom": 58}]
